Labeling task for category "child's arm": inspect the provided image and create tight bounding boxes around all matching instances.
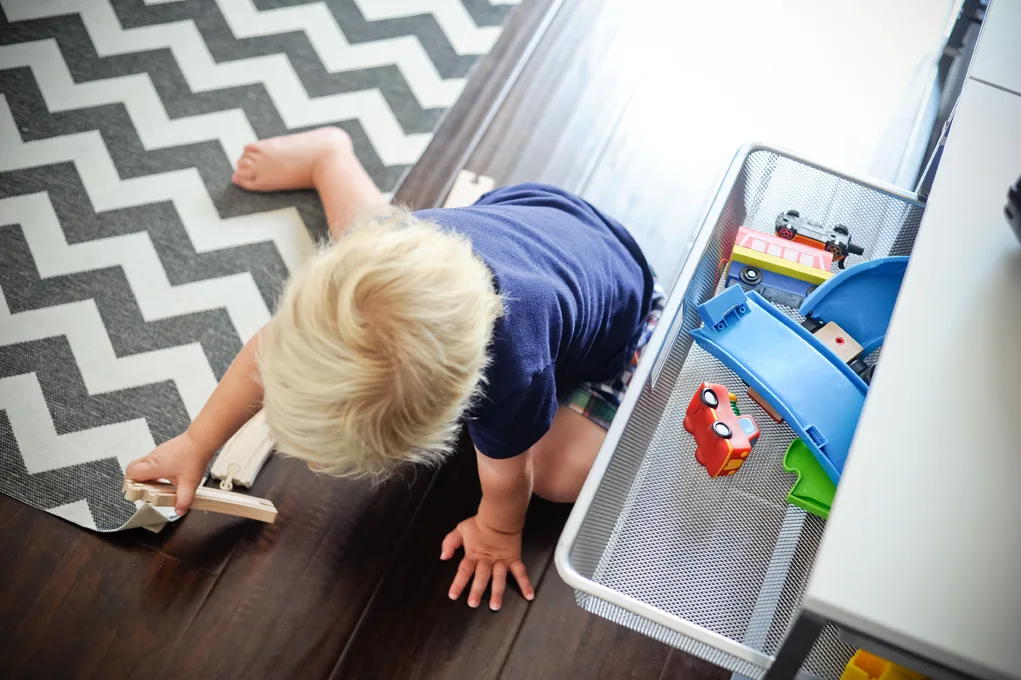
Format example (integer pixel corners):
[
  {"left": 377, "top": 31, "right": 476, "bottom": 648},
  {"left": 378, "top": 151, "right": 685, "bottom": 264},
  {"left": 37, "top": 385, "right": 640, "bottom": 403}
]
[
  {"left": 476, "top": 451, "right": 531, "bottom": 534},
  {"left": 440, "top": 449, "right": 536, "bottom": 611},
  {"left": 123, "top": 327, "right": 266, "bottom": 515}
]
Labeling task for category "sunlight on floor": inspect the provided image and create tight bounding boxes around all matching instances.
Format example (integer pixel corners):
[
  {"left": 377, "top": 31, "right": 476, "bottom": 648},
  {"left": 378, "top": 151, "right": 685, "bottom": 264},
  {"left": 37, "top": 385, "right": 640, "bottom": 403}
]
[{"left": 581, "top": 0, "right": 955, "bottom": 280}]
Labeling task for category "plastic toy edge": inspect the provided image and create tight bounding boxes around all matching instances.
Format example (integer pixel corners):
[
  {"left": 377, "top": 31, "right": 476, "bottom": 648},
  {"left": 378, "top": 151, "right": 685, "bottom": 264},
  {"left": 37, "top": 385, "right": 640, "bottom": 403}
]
[
  {"left": 746, "top": 291, "right": 869, "bottom": 397},
  {"left": 799, "top": 256, "right": 910, "bottom": 325},
  {"left": 691, "top": 289, "right": 854, "bottom": 483},
  {"left": 690, "top": 324, "right": 842, "bottom": 484}
]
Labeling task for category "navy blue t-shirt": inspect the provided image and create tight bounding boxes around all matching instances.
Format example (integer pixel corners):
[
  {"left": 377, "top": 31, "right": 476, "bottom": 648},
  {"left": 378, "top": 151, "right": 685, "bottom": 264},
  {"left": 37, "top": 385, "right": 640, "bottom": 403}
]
[{"left": 415, "top": 184, "right": 654, "bottom": 459}]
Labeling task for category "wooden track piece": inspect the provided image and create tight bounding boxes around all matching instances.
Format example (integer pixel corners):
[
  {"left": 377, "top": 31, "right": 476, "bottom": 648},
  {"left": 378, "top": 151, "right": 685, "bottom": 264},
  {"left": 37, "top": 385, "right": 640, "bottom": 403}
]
[
  {"left": 442, "top": 170, "right": 495, "bottom": 208},
  {"left": 746, "top": 386, "right": 784, "bottom": 423},
  {"left": 123, "top": 480, "right": 278, "bottom": 524},
  {"left": 814, "top": 321, "right": 864, "bottom": 364},
  {"left": 211, "top": 409, "right": 274, "bottom": 490}
]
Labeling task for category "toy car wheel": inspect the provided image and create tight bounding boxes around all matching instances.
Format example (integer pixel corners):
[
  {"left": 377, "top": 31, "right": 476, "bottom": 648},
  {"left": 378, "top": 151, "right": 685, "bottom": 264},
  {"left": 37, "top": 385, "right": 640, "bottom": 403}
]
[
  {"left": 711, "top": 421, "right": 732, "bottom": 439},
  {"left": 777, "top": 226, "right": 796, "bottom": 240},
  {"left": 833, "top": 224, "right": 849, "bottom": 236},
  {"left": 824, "top": 242, "right": 843, "bottom": 255},
  {"left": 700, "top": 387, "right": 719, "bottom": 408},
  {"left": 738, "top": 266, "right": 762, "bottom": 286}
]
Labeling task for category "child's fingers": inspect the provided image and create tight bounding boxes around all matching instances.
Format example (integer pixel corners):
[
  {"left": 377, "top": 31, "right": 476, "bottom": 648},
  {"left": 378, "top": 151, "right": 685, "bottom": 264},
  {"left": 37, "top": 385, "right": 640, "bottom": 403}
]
[
  {"left": 124, "top": 455, "right": 163, "bottom": 482},
  {"left": 448, "top": 557, "right": 475, "bottom": 600},
  {"left": 173, "top": 477, "right": 199, "bottom": 516},
  {"left": 489, "top": 563, "right": 508, "bottom": 611},
  {"left": 440, "top": 528, "right": 463, "bottom": 560},
  {"left": 467, "top": 560, "right": 492, "bottom": 608},
  {"left": 509, "top": 560, "right": 535, "bottom": 601}
]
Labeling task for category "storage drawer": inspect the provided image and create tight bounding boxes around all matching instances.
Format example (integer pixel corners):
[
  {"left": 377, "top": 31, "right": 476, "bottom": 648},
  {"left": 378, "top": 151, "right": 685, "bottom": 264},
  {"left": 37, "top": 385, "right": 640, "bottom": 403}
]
[{"left": 554, "top": 145, "right": 925, "bottom": 679}]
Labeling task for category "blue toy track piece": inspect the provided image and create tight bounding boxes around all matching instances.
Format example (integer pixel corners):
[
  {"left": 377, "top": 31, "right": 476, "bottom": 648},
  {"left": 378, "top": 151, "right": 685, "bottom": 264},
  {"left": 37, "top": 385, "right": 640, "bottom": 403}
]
[
  {"left": 799, "top": 256, "right": 909, "bottom": 355},
  {"left": 692, "top": 285, "right": 867, "bottom": 484}
]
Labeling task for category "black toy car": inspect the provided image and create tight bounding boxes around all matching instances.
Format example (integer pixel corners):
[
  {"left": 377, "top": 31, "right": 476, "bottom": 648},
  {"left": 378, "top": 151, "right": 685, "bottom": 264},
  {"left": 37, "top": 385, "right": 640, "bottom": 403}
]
[{"left": 774, "top": 210, "right": 865, "bottom": 269}]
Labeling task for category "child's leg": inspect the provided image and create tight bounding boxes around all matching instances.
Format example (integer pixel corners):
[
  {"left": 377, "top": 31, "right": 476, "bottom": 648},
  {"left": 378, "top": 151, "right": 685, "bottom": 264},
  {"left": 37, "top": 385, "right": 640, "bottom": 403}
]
[
  {"left": 529, "top": 408, "right": 606, "bottom": 504},
  {"left": 232, "top": 127, "right": 386, "bottom": 239}
]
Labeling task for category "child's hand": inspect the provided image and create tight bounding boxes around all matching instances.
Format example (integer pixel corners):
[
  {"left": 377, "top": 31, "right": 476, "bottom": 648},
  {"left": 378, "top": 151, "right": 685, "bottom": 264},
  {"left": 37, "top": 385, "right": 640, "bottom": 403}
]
[
  {"left": 124, "top": 431, "right": 211, "bottom": 515},
  {"left": 441, "top": 514, "right": 535, "bottom": 610}
]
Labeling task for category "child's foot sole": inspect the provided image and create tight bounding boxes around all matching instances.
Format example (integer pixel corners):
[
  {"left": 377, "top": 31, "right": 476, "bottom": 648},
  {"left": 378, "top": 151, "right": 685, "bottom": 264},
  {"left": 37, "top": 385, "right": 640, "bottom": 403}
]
[{"left": 232, "top": 127, "right": 352, "bottom": 193}]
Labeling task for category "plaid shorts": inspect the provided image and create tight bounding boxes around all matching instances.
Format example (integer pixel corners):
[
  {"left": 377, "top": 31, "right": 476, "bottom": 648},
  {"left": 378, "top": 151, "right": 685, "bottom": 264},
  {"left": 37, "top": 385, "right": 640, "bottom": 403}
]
[{"left": 565, "top": 281, "right": 667, "bottom": 429}]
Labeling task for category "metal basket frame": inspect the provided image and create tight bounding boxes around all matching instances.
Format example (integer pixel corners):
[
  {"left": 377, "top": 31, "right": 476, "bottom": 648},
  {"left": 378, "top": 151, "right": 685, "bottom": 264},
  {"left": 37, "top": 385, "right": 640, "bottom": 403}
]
[{"left": 555, "top": 143, "right": 925, "bottom": 679}]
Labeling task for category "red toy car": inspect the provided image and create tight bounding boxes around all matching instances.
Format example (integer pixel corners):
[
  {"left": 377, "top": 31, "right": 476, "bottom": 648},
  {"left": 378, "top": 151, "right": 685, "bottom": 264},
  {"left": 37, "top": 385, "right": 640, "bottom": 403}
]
[{"left": 683, "top": 382, "right": 760, "bottom": 478}]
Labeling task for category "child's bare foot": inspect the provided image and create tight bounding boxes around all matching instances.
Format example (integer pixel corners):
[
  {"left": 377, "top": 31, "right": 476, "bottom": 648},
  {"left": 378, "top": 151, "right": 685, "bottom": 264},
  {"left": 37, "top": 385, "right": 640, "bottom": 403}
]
[{"left": 232, "top": 127, "right": 352, "bottom": 193}]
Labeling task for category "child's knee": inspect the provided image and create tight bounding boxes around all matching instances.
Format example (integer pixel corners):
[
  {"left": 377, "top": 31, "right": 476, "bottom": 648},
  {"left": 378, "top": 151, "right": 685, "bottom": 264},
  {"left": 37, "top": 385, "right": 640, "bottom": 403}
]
[
  {"left": 532, "top": 461, "right": 582, "bottom": 504},
  {"left": 530, "top": 415, "right": 605, "bottom": 503}
]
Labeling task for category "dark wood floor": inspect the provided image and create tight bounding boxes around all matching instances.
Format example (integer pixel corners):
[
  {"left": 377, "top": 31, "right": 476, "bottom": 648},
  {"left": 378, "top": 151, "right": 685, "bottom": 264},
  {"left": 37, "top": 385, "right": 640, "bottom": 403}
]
[
  {"left": 0, "top": 2, "right": 729, "bottom": 679},
  {"left": 0, "top": 0, "right": 951, "bottom": 678}
]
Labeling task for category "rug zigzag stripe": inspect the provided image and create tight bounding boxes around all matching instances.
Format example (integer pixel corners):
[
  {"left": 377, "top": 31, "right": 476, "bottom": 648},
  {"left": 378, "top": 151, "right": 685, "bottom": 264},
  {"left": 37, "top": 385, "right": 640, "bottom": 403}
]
[
  {"left": 0, "top": 9, "right": 445, "bottom": 137},
  {"left": 0, "top": 231, "right": 225, "bottom": 422},
  {"left": 1, "top": 0, "right": 468, "bottom": 117},
  {"left": 2, "top": 163, "right": 290, "bottom": 315},
  {"left": 0, "top": 5, "right": 431, "bottom": 167},
  {"left": 352, "top": 0, "right": 502, "bottom": 54},
  {"left": 0, "top": 193, "right": 270, "bottom": 348},
  {"left": 157, "top": 0, "right": 480, "bottom": 79},
  {"left": 0, "top": 302, "right": 213, "bottom": 429},
  {"left": 246, "top": 0, "right": 519, "bottom": 28},
  {"left": 0, "top": 104, "right": 291, "bottom": 399},
  {"left": 0, "top": 335, "right": 192, "bottom": 454},
  {"left": 0, "top": 96, "right": 317, "bottom": 272},
  {"left": 0, "top": 373, "right": 157, "bottom": 476},
  {"left": 218, "top": 0, "right": 470, "bottom": 106},
  {"left": 0, "top": 0, "right": 515, "bottom": 531},
  {"left": 455, "top": 0, "right": 519, "bottom": 28},
  {"left": 0, "top": 69, "right": 403, "bottom": 224},
  {"left": 0, "top": 410, "right": 138, "bottom": 530},
  {"left": 0, "top": 0, "right": 467, "bottom": 108}
]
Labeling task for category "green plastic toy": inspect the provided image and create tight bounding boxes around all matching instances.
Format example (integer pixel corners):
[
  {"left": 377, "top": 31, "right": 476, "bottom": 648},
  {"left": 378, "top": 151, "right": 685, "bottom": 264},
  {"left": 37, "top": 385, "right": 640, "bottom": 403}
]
[{"left": 782, "top": 439, "right": 837, "bottom": 519}]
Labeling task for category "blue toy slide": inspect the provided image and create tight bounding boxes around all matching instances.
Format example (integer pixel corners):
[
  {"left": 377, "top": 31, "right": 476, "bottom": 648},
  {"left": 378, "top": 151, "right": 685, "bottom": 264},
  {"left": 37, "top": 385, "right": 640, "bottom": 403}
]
[
  {"left": 799, "top": 256, "right": 909, "bottom": 355},
  {"left": 692, "top": 286, "right": 867, "bottom": 484}
]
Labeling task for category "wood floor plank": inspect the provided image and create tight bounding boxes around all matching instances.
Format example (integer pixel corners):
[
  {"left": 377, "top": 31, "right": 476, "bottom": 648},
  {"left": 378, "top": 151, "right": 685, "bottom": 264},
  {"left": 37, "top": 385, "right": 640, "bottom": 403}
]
[
  {"left": 0, "top": 495, "right": 214, "bottom": 680},
  {"left": 0, "top": 1, "right": 956, "bottom": 678},
  {"left": 497, "top": 571, "right": 673, "bottom": 680},
  {"left": 660, "top": 649, "right": 733, "bottom": 680},
  {"left": 394, "top": 0, "right": 565, "bottom": 210},
  {"left": 330, "top": 441, "right": 571, "bottom": 680},
  {"left": 136, "top": 457, "right": 288, "bottom": 575},
  {"left": 469, "top": 0, "right": 633, "bottom": 190},
  {"left": 454, "top": 0, "right": 951, "bottom": 676},
  {"left": 579, "top": 0, "right": 950, "bottom": 285},
  {"left": 159, "top": 456, "right": 434, "bottom": 680}
]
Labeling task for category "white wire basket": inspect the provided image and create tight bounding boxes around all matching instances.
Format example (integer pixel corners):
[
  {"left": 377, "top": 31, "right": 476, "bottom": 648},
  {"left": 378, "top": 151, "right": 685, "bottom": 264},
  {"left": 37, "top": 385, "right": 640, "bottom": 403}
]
[{"left": 555, "top": 144, "right": 926, "bottom": 680}]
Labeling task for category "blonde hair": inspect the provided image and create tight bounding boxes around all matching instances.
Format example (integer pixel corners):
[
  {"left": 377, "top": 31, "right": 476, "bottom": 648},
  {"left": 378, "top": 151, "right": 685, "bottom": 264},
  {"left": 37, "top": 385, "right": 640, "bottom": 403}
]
[{"left": 258, "top": 210, "right": 502, "bottom": 479}]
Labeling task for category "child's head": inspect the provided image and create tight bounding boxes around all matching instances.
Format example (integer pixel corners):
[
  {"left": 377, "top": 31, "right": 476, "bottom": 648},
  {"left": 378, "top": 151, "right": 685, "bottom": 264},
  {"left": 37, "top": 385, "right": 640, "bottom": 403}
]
[{"left": 259, "top": 210, "right": 502, "bottom": 479}]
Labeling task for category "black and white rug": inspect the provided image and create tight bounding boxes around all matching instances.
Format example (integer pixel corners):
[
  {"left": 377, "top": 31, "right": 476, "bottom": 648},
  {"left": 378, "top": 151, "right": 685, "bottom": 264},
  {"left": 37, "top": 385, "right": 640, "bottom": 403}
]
[{"left": 0, "top": 0, "right": 518, "bottom": 531}]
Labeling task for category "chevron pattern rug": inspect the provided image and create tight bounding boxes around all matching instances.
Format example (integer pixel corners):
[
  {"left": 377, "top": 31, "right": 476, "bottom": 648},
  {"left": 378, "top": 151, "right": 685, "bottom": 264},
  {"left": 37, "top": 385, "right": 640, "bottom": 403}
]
[{"left": 0, "top": 0, "right": 519, "bottom": 532}]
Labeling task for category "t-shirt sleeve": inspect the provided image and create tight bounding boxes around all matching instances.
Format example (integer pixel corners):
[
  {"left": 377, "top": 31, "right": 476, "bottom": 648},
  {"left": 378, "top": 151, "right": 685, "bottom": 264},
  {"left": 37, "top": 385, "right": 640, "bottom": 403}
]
[{"left": 468, "top": 364, "right": 557, "bottom": 459}]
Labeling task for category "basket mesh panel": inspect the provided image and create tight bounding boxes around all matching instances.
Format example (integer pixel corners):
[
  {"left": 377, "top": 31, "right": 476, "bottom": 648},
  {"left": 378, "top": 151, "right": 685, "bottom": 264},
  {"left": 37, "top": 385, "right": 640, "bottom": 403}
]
[{"left": 568, "top": 149, "right": 924, "bottom": 679}]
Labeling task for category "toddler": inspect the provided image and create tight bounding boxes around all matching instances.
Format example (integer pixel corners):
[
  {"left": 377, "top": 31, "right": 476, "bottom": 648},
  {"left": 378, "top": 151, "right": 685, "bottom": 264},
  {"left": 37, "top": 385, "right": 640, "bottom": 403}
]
[{"left": 125, "top": 128, "right": 663, "bottom": 611}]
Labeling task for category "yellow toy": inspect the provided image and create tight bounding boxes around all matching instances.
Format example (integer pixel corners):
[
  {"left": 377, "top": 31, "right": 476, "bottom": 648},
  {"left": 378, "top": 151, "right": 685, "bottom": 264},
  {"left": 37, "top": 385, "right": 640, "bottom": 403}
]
[
  {"left": 840, "top": 650, "right": 926, "bottom": 680},
  {"left": 725, "top": 227, "right": 834, "bottom": 309}
]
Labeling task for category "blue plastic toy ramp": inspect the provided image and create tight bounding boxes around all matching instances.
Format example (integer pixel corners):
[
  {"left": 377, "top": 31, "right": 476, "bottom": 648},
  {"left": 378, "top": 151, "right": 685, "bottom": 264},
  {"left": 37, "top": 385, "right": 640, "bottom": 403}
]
[
  {"left": 799, "top": 256, "right": 909, "bottom": 355},
  {"left": 691, "top": 286, "right": 868, "bottom": 483}
]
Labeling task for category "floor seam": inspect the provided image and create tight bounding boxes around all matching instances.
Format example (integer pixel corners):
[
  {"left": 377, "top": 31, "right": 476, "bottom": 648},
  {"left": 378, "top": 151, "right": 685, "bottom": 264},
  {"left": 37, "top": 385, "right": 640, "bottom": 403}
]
[
  {"left": 493, "top": 510, "right": 567, "bottom": 680},
  {"left": 969, "top": 75, "right": 1021, "bottom": 99},
  {"left": 326, "top": 468, "right": 441, "bottom": 680}
]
